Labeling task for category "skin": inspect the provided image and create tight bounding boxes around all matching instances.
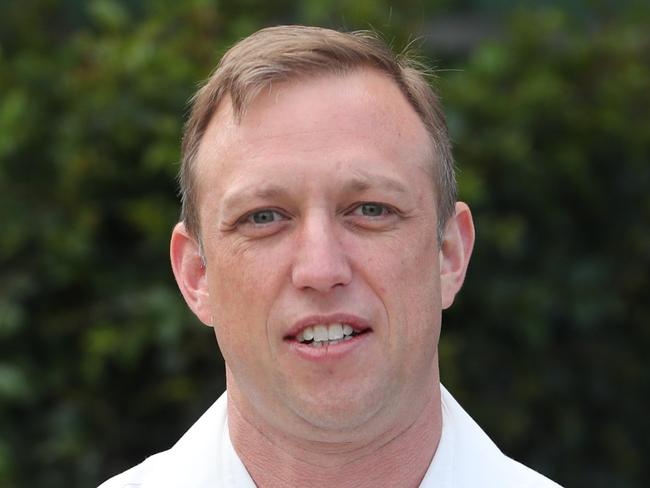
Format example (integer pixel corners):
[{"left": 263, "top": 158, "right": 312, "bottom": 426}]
[{"left": 170, "top": 68, "right": 475, "bottom": 487}]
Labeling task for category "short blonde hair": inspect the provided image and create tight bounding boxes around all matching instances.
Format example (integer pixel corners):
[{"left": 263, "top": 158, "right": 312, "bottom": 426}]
[{"left": 179, "top": 25, "right": 456, "bottom": 241}]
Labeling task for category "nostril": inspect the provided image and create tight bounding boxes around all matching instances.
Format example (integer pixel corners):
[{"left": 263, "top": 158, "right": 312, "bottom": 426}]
[{"left": 291, "top": 261, "right": 353, "bottom": 292}]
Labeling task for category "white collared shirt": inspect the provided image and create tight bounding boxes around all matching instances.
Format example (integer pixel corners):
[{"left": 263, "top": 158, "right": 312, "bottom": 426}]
[{"left": 99, "top": 385, "right": 562, "bottom": 487}]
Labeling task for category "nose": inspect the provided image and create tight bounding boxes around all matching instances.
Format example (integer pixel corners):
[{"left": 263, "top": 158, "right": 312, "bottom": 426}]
[{"left": 291, "top": 213, "right": 352, "bottom": 292}]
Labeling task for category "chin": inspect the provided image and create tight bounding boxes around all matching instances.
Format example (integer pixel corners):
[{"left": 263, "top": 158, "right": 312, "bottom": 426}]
[{"left": 286, "top": 381, "right": 395, "bottom": 435}]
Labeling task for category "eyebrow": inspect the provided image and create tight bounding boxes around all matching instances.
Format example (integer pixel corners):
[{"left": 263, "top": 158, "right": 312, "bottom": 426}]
[
  {"left": 221, "top": 184, "right": 288, "bottom": 212},
  {"left": 342, "top": 172, "right": 411, "bottom": 196},
  {"left": 220, "top": 171, "right": 411, "bottom": 213}
]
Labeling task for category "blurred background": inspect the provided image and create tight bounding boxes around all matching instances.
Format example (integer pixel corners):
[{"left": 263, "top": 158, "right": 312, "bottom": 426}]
[{"left": 1, "top": 0, "right": 648, "bottom": 486}]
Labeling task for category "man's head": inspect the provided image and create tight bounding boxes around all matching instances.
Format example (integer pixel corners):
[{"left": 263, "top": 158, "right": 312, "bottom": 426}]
[
  {"left": 170, "top": 25, "right": 474, "bottom": 442},
  {"left": 179, "top": 25, "right": 457, "bottom": 244}
]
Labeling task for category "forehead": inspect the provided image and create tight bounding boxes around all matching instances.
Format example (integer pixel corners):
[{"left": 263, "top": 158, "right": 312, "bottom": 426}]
[{"left": 194, "top": 69, "right": 434, "bottom": 199}]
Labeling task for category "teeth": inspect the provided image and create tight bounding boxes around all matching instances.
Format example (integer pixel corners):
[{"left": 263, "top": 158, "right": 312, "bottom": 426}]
[
  {"left": 297, "top": 323, "right": 358, "bottom": 344},
  {"left": 328, "top": 323, "right": 343, "bottom": 340},
  {"left": 313, "top": 325, "right": 329, "bottom": 342},
  {"left": 302, "top": 328, "right": 314, "bottom": 341}
]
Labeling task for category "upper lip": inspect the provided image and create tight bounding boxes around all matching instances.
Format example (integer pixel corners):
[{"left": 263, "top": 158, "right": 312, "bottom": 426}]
[{"left": 283, "top": 313, "right": 373, "bottom": 340}]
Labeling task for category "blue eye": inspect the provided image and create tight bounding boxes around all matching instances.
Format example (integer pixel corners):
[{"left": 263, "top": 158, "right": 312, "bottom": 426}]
[
  {"left": 248, "top": 209, "right": 283, "bottom": 224},
  {"left": 357, "top": 203, "right": 389, "bottom": 217}
]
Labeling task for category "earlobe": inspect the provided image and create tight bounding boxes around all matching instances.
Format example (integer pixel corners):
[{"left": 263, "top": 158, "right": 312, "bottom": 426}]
[
  {"left": 170, "top": 222, "right": 213, "bottom": 326},
  {"left": 439, "top": 202, "right": 475, "bottom": 310}
]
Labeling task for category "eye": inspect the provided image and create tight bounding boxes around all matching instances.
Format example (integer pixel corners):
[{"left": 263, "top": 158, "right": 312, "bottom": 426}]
[
  {"left": 246, "top": 209, "right": 286, "bottom": 225},
  {"left": 351, "top": 202, "right": 392, "bottom": 217},
  {"left": 231, "top": 208, "right": 290, "bottom": 237}
]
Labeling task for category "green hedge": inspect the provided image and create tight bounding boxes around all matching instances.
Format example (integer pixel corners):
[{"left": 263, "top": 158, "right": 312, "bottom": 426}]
[{"left": 1, "top": 2, "right": 647, "bottom": 486}]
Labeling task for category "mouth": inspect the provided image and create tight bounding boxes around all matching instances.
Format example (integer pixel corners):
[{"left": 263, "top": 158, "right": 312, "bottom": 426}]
[
  {"left": 294, "top": 323, "right": 369, "bottom": 347},
  {"left": 284, "top": 315, "right": 372, "bottom": 349}
]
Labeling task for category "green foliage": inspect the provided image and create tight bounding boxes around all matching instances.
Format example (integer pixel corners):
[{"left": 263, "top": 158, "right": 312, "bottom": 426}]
[
  {"left": 440, "top": 11, "right": 650, "bottom": 487},
  {"left": 0, "top": 2, "right": 647, "bottom": 487}
]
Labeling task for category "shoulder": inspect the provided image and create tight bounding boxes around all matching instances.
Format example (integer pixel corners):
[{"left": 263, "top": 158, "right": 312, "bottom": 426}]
[
  {"left": 439, "top": 385, "right": 563, "bottom": 488},
  {"left": 96, "top": 392, "right": 229, "bottom": 488},
  {"left": 97, "top": 451, "right": 170, "bottom": 488},
  {"left": 490, "top": 456, "right": 563, "bottom": 488}
]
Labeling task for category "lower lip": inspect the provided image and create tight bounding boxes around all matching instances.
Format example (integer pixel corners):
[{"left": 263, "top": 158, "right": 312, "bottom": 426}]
[{"left": 286, "top": 333, "right": 371, "bottom": 362}]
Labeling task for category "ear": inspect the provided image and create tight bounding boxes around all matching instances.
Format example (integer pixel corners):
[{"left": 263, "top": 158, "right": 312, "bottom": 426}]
[
  {"left": 170, "top": 222, "right": 213, "bottom": 326},
  {"left": 439, "top": 202, "right": 475, "bottom": 310}
]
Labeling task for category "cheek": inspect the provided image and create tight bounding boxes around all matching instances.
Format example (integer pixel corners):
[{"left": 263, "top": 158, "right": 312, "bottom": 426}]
[
  {"left": 407, "top": 231, "right": 441, "bottom": 312},
  {"left": 366, "top": 227, "right": 439, "bottom": 289},
  {"left": 370, "top": 228, "right": 440, "bottom": 341},
  {"left": 206, "top": 244, "right": 288, "bottom": 352},
  {"left": 210, "top": 240, "right": 275, "bottom": 303}
]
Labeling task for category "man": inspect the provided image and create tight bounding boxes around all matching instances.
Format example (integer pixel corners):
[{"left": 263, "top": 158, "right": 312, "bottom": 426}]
[{"left": 101, "top": 25, "right": 561, "bottom": 487}]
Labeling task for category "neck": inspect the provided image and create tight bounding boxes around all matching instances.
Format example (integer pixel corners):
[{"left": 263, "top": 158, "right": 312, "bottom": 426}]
[{"left": 227, "top": 381, "right": 442, "bottom": 488}]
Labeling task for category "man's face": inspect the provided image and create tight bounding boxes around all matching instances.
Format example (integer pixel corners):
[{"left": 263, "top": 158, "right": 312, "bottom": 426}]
[{"left": 192, "top": 69, "right": 445, "bottom": 437}]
